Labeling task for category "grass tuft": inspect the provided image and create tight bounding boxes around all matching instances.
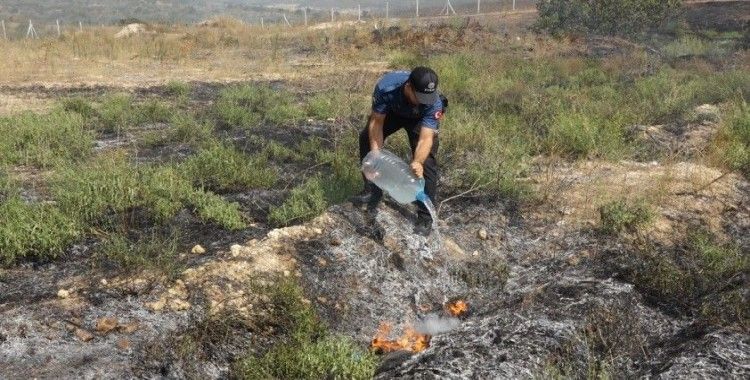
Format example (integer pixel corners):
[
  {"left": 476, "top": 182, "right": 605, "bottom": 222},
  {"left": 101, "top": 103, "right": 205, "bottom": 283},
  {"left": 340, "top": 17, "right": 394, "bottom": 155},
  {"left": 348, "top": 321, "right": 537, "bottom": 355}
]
[
  {"left": 713, "top": 101, "right": 750, "bottom": 176},
  {"left": 598, "top": 199, "right": 654, "bottom": 235},
  {"left": 0, "top": 110, "right": 93, "bottom": 168},
  {"left": 269, "top": 176, "right": 327, "bottom": 227},
  {"left": 180, "top": 144, "right": 277, "bottom": 193},
  {"left": 96, "top": 229, "right": 182, "bottom": 276},
  {"left": 215, "top": 84, "right": 304, "bottom": 130},
  {"left": 165, "top": 80, "right": 191, "bottom": 99},
  {"left": 0, "top": 197, "right": 81, "bottom": 265}
]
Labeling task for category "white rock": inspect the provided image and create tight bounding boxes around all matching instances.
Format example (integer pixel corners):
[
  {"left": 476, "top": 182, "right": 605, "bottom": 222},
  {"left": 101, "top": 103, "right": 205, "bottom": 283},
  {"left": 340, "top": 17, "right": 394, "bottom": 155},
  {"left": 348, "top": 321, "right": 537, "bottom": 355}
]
[
  {"left": 230, "top": 244, "right": 243, "bottom": 257},
  {"left": 115, "top": 23, "right": 146, "bottom": 39},
  {"left": 57, "top": 289, "right": 70, "bottom": 299},
  {"left": 191, "top": 245, "right": 206, "bottom": 254}
]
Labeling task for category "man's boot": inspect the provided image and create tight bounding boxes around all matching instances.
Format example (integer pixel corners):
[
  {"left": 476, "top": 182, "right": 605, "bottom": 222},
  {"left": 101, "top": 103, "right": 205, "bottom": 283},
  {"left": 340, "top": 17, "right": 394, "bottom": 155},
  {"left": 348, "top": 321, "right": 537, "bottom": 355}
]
[{"left": 349, "top": 183, "right": 382, "bottom": 210}]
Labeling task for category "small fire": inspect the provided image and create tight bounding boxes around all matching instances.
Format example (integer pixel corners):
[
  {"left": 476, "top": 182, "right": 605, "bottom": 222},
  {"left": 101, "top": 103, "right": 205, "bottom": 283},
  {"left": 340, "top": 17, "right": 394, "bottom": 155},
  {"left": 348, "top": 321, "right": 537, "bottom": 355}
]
[
  {"left": 371, "top": 323, "right": 431, "bottom": 354},
  {"left": 446, "top": 300, "right": 469, "bottom": 317}
]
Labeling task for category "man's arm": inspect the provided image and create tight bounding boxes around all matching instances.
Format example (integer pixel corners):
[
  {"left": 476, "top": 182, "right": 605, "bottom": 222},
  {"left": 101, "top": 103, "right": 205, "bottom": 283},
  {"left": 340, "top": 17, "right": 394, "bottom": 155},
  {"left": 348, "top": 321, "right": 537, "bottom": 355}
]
[
  {"left": 368, "top": 112, "right": 386, "bottom": 151},
  {"left": 410, "top": 127, "right": 436, "bottom": 178}
]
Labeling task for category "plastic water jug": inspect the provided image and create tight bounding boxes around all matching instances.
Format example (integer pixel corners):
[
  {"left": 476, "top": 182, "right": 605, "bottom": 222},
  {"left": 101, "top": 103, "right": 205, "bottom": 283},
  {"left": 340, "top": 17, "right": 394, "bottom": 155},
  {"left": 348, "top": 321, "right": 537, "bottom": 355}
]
[{"left": 362, "top": 149, "right": 427, "bottom": 204}]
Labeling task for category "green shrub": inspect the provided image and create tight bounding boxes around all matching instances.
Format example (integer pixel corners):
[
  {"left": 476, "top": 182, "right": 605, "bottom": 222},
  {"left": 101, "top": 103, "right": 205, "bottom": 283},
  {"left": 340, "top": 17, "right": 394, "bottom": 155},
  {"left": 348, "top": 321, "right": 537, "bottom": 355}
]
[
  {"left": 388, "top": 50, "right": 423, "bottom": 69},
  {"left": 599, "top": 199, "right": 654, "bottom": 234},
  {"left": 630, "top": 231, "right": 748, "bottom": 326},
  {"left": 96, "top": 94, "right": 134, "bottom": 133},
  {"left": 52, "top": 153, "right": 141, "bottom": 223},
  {"left": 715, "top": 102, "right": 750, "bottom": 176},
  {"left": 688, "top": 231, "right": 748, "bottom": 285},
  {"left": 322, "top": 154, "right": 362, "bottom": 204},
  {"left": 188, "top": 189, "right": 247, "bottom": 230},
  {"left": 441, "top": 107, "right": 534, "bottom": 198},
  {"left": 0, "top": 197, "right": 81, "bottom": 265},
  {"left": 233, "top": 279, "right": 377, "bottom": 380},
  {"left": 265, "top": 103, "right": 305, "bottom": 126},
  {"left": 535, "top": 0, "right": 683, "bottom": 37},
  {"left": 165, "top": 80, "right": 191, "bottom": 98},
  {"left": 141, "top": 165, "right": 194, "bottom": 222},
  {"left": 259, "top": 138, "right": 301, "bottom": 162},
  {"left": 51, "top": 152, "right": 247, "bottom": 230},
  {"left": 62, "top": 97, "right": 97, "bottom": 119},
  {"left": 168, "top": 113, "right": 216, "bottom": 148},
  {"left": 0, "top": 110, "right": 93, "bottom": 167},
  {"left": 236, "top": 335, "right": 377, "bottom": 380},
  {"left": 96, "top": 230, "right": 182, "bottom": 276},
  {"left": 305, "top": 90, "right": 367, "bottom": 121},
  {"left": 181, "top": 144, "right": 277, "bottom": 192},
  {"left": 133, "top": 99, "right": 173, "bottom": 125},
  {"left": 306, "top": 91, "right": 340, "bottom": 120},
  {"left": 215, "top": 84, "right": 304, "bottom": 129},
  {"left": 0, "top": 168, "right": 15, "bottom": 200},
  {"left": 269, "top": 176, "right": 327, "bottom": 227}
]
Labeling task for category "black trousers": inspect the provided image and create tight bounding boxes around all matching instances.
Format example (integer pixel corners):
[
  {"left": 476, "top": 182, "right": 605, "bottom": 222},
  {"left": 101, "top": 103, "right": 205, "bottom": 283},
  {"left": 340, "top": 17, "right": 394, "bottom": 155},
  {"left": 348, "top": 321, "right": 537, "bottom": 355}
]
[{"left": 358, "top": 114, "right": 440, "bottom": 219}]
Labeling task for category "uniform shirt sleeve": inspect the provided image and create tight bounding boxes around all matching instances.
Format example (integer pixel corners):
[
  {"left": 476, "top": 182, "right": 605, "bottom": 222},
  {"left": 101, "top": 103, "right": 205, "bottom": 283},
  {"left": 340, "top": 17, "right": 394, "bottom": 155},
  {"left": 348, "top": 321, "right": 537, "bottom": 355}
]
[
  {"left": 372, "top": 85, "right": 389, "bottom": 114},
  {"left": 418, "top": 97, "right": 444, "bottom": 130}
]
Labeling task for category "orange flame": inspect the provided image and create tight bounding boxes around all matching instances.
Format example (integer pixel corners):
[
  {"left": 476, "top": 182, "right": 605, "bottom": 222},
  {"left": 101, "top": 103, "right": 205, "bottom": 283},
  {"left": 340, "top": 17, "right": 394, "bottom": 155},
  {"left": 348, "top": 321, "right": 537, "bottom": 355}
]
[
  {"left": 371, "top": 323, "right": 430, "bottom": 354},
  {"left": 446, "top": 300, "right": 469, "bottom": 317}
]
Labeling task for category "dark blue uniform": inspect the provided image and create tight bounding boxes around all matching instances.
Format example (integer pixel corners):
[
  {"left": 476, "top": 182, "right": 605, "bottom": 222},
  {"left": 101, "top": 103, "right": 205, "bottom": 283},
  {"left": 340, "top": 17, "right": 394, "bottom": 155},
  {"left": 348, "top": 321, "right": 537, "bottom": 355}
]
[{"left": 359, "top": 71, "right": 444, "bottom": 221}]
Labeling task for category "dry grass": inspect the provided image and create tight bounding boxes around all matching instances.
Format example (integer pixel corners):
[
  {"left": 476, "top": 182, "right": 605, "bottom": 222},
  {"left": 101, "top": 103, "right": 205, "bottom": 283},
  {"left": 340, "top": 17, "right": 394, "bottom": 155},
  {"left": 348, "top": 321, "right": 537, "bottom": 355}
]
[{"left": 0, "top": 22, "right": 389, "bottom": 88}]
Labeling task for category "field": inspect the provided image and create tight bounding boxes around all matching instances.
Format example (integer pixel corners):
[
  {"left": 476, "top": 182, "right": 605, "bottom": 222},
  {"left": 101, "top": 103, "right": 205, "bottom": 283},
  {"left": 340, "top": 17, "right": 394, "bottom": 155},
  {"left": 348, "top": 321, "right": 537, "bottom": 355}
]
[{"left": 0, "top": 1, "right": 748, "bottom": 378}]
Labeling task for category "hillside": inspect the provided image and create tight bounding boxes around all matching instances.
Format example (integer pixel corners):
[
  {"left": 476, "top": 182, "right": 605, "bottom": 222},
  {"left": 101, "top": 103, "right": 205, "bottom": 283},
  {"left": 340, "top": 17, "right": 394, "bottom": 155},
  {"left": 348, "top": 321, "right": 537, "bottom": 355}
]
[{"left": 0, "top": 0, "right": 538, "bottom": 25}]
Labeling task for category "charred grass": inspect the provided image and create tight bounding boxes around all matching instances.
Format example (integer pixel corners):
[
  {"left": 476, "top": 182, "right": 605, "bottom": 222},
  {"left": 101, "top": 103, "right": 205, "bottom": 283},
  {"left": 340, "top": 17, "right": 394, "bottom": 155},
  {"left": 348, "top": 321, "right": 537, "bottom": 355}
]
[{"left": 604, "top": 230, "right": 749, "bottom": 331}]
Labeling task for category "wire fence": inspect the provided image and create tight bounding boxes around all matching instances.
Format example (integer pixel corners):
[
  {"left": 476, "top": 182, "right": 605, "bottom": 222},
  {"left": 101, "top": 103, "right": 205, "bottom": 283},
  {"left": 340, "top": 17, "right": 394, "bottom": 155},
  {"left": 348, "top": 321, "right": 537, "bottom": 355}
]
[
  {"left": 0, "top": 1, "right": 539, "bottom": 41},
  {"left": 0, "top": 0, "right": 729, "bottom": 40}
]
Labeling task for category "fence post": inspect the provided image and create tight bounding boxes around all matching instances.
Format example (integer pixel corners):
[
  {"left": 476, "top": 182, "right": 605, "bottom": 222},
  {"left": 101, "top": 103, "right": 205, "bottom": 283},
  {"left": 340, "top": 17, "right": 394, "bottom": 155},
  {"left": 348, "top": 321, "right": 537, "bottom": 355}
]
[
  {"left": 358, "top": 4, "right": 361, "bottom": 22},
  {"left": 261, "top": 17, "right": 264, "bottom": 28},
  {"left": 283, "top": 14, "right": 291, "bottom": 27},
  {"left": 386, "top": 2, "right": 389, "bottom": 20},
  {"left": 513, "top": 0, "right": 516, "bottom": 11},
  {"left": 79, "top": 21, "right": 83, "bottom": 32},
  {"left": 304, "top": 8, "right": 308, "bottom": 27},
  {"left": 444, "top": 0, "right": 456, "bottom": 15},
  {"left": 1, "top": 20, "right": 6, "bottom": 41},
  {"left": 331, "top": 8, "right": 334, "bottom": 23},
  {"left": 477, "top": 0, "right": 481, "bottom": 14},
  {"left": 27, "top": 20, "right": 38, "bottom": 39},
  {"left": 416, "top": 0, "right": 419, "bottom": 18},
  {"left": 56, "top": 19, "right": 61, "bottom": 37}
]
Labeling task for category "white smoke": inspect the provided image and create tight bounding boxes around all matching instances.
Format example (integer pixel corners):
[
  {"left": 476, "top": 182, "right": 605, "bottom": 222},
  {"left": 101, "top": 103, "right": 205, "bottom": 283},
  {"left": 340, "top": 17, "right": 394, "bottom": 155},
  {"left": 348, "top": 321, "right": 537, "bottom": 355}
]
[{"left": 414, "top": 314, "right": 461, "bottom": 335}]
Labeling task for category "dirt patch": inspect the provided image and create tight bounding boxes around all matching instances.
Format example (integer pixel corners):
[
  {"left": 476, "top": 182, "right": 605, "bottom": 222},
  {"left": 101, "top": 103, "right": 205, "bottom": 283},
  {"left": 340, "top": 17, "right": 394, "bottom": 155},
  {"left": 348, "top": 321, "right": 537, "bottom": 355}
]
[{"left": 535, "top": 160, "right": 748, "bottom": 246}]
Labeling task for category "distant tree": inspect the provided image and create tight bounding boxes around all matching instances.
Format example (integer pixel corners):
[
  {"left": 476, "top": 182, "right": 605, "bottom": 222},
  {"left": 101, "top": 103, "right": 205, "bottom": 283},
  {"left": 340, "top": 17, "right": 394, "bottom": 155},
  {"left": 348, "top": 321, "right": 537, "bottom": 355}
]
[{"left": 535, "top": 0, "right": 683, "bottom": 37}]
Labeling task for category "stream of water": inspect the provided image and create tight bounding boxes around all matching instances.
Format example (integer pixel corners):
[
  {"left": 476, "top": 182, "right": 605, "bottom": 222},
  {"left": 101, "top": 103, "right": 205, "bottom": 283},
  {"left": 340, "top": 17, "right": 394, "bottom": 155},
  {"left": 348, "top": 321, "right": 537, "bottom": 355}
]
[{"left": 420, "top": 197, "right": 443, "bottom": 253}]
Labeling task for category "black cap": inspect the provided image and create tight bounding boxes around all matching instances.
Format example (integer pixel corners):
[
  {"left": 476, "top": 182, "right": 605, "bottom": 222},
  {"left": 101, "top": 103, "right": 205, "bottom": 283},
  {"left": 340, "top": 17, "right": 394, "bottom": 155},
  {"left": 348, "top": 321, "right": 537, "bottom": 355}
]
[{"left": 408, "top": 66, "right": 439, "bottom": 105}]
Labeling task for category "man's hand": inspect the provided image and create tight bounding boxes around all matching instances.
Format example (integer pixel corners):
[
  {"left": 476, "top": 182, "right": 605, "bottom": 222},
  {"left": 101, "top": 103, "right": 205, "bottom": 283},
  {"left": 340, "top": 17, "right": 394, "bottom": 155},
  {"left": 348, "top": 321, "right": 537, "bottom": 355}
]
[{"left": 410, "top": 161, "right": 424, "bottom": 178}]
